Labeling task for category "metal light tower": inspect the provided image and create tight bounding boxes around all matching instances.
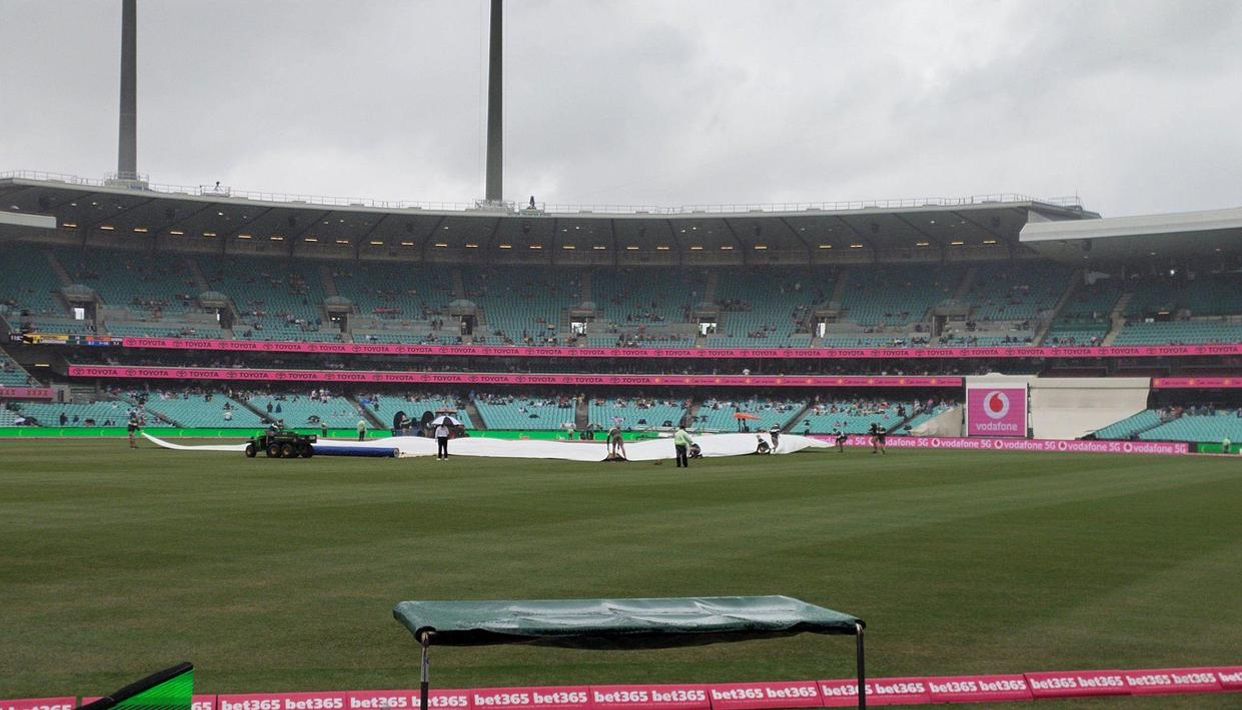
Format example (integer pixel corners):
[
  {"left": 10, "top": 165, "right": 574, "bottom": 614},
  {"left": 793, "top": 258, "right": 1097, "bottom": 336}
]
[
  {"left": 117, "top": 0, "right": 138, "bottom": 181},
  {"left": 484, "top": 0, "right": 503, "bottom": 203}
]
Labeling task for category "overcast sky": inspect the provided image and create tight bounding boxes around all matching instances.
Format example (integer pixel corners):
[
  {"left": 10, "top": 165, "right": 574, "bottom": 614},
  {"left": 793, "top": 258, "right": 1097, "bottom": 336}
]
[{"left": 2, "top": 0, "right": 1240, "bottom": 217}]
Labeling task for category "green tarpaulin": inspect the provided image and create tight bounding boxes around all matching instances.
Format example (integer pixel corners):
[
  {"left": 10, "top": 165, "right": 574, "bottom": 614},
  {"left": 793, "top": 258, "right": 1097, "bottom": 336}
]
[{"left": 392, "top": 595, "right": 862, "bottom": 649}]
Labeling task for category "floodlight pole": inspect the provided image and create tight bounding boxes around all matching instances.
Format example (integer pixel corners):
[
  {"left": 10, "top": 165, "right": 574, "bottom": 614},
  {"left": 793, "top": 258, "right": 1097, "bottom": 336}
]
[
  {"left": 117, "top": 0, "right": 138, "bottom": 180},
  {"left": 484, "top": 0, "right": 503, "bottom": 203},
  {"left": 419, "top": 632, "right": 431, "bottom": 710}
]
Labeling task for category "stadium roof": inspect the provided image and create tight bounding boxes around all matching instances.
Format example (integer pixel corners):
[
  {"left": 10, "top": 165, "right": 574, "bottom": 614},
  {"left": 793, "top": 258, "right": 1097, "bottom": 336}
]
[
  {"left": 0, "top": 172, "right": 1095, "bottom": 262},
  {"left": 1022, "top": 206, "right": 1242, "bottom": 262}
]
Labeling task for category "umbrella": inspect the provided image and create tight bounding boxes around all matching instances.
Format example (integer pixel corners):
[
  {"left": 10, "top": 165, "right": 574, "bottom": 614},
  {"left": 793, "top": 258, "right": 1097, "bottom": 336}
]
[
  {"left": 431, "top": 415, "right": 462, "bottom": 427},
  {"left": 734, "top": 412, "right": 761, "bottom": 421}
]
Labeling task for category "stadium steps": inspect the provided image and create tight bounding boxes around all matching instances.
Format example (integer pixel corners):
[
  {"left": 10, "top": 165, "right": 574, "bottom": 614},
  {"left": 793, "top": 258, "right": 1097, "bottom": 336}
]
[
  {"left": 1034, "top": 268, "right": 1083, "bottom": 345},
  {"left": 319, "top": 264, "right": 339, "bottom": 297},
  {"left": 575, "top": 398, "right": 589, "bottom": 430},
  {"left": 702, "top": 271, "right": 719, "bottom": 304},
  {"left": 451, "top": 269, "right": 466, "bottom": 300},
  {"left": 68, "top": 384, "right": 97, "bottom": 403},
  {"left": 782, "top": 401, "right": 815, "bottom": 434},
  {"left": 464, "top": 399, "right": 487, "bottom": 429},
  {"left": 951, "top": 266, "right": 977, "bottom": 300},
  {"left": 580, "top": 270, "right": 592, "bottom": 303},
  {"left": 1102, "top": 292, "right": 1134, "bottom": 346},
  {"left": 46, "top": 251, "right": 73, "bottom": 287},
  {"left": 349, "top": 395, "right": 386, "bottom": 430},
  {"left": 829, "top": 270, "right": 849, "bottom": 304},
  {"left": 186, "top": 258, "right": 211, "bottom": 292},
  {"left": 236, "top": 399, "right": 273, "bottom": 426}
]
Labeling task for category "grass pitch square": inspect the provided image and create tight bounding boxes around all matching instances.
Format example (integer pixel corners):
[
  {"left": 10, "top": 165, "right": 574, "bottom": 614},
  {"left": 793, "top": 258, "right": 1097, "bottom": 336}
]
[{"left": 1, "top": 440, "right": 1240, "bottom": 706}]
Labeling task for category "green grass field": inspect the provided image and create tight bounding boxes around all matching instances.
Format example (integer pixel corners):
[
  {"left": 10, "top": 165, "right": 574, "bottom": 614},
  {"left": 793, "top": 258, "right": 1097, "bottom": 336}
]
[{"left": 2, "top": 441, "right": 1239, "bottom": 706}]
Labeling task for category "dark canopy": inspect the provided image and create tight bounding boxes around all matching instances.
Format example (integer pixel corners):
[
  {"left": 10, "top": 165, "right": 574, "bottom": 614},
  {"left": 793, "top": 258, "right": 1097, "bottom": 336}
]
[{"left": 393, "top": 595, "right": 862, "bottom": 649}]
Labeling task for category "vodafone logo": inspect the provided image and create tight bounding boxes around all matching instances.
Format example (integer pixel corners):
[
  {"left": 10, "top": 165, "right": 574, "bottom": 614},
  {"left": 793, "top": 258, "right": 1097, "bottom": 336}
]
[{"left": 983, "top": 391, "right": 1010, "bottom": 420}]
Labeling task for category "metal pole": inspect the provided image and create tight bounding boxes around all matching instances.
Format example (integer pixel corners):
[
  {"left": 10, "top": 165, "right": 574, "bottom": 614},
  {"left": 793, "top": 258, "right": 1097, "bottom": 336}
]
[
  {"left": 855, "top": 622, "right": 866, "bottom": 709},
  {"left": 484, "top": 0, "right": 503, "bottom": 203},
  {"left": 117, "top": 0, "right": 138, "bottom": 180},
  {"left": 419, "top": 632, "right": 430, "bottom": 710}
]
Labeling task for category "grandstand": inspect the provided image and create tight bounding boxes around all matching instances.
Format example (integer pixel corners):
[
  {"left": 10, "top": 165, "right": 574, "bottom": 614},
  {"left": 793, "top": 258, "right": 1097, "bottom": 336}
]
[
  {"left": 473, "top": 394, "right": 574, "bottom": 431},
  {"left": 588, "top": 397, "right": 687, "bottom": 431}
]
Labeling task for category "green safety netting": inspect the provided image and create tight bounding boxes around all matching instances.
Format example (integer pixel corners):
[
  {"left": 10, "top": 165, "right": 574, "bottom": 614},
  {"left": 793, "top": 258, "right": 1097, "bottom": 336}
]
[{"left": 393, "top": 595, "right": 862, "bottom": 649}]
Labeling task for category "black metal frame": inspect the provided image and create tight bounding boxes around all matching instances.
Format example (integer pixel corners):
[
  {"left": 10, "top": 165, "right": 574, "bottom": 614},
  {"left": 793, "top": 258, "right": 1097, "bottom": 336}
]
[{"left": 416, "top": 623, "right": 868, "bottom": 710}]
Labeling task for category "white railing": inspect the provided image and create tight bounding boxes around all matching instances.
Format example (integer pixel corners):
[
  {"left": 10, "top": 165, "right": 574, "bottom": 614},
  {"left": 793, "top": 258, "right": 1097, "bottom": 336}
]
[{"left": 1, "top": 170, "right": 1082, "bottom": 215}]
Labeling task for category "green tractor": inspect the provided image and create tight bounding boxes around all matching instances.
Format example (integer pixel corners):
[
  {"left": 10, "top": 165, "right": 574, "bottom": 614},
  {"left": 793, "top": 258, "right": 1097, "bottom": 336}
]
[{"left": 245, "top": 429, "right": 317, "bottom": 458}]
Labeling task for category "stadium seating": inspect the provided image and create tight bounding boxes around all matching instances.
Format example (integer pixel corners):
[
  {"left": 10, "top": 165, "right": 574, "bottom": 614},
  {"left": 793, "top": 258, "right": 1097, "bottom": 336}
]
[
  {"left": 473, "top": 395, "right": 575, "bottom": 430},
  {"left": 1093, "top": 410, "right": 1164, "bottom": 440},
  {"left": 143, "top": 393, "right": 264, "bottom": 428},
  {"left": 0, "top": 407, "right": 21, "bottom": 426},
  {"left": 247, "top": 394, "right": 362, "bottom": 428},
  {"left": 365, "top": 394, "right": 474, "bottom": 429},
  {"left": 588, "top": 397, "right": 687, "bottom": 431},
  {"left": 463, "top": 266, "right": 579, "bottom": 345},
  {"left": 57, "top": 247, "right": 198, "bottom": 317},
  {"left": 695, "top": 397, "right": 804, "bottom": 432},
  {"left": 840, "top": 265, "right": 960, "bottom": 326},
  {"left": 1125, "top": 271, "right": 1242, "bottom": 318},
  {"left": 796, "top": 399, "right": 910, "bottom": 434},
  {"left": 201, "top": 255, "right": 338, "bottom": 340},
  {"left": 0, "top": 245, "right": 64, "bottom": 316},
  {"left": 1112, "top": 320, "right": 1242, "bottom": 345},
  {"left": 12, "top": 400, "right": 138, "bottom": 427},
  {"left": 592, "top": 268, "right": 705, "bottom": 329},
  {"left": 333, "top": 261, "right": 452, "bottom": 324},
  {"left": 1139, "top": 411, "right": 1242, "bottom": 443},
  {"left": 964, "top": 261, "right": 1070, "bottom": 322},
  {"left": 0, "top": 351, "right": 36, "bottom": 386}
]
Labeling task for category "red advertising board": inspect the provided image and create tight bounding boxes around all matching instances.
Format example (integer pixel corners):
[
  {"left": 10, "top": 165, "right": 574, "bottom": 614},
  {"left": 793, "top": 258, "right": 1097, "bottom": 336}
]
[
  {"left": 589, "top": 685, "right": 709, "bottom": 710},
  {"left": 819, "top": 678, "right": 931, "bottom": 707},
  {"left": 469, "top": 687, "right": 591, "bottom": 710},
  {"left": 346, "top": 689, "right": 470, "bottom": 710},
  {"left": 0, "top": 698, "right": 76, "bottom": 710},
  {"left": 66, "top": 365, "right": 959, "bottom": 389},
  {"left": 707, "top": 681, "right": 822, "bottom": 710},
  {"left": 1153, "top": 377, "right": 1242, "bottom": 389},
  {"left": 217, "top": 691, "right": 350, "bottom": 710},
  {"left": 964, "top": 386, "right": 1027, "bottom": 438},
  {"left": 923, "top": 675, "right": 1032, "bottom": 704},
  {"left": 1215, "top": 666, "right": 1242, "bottom": 690},
  {"left": 0, "top": 386, "right": 56, "bottom": 400},
  {"left": 120, "top": 336, "right": 1242, "bottom": 361},
  {"left": 1024, "top": 670, "right": 1128, "bottom": 698},
  {"left": 1121, "top": 668, "right": 1223, "bottom": 695}
]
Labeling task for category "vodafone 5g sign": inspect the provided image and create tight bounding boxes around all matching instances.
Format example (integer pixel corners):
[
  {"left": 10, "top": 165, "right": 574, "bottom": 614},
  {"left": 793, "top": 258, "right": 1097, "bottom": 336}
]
[{"left": 966, "top": 386, "right": 1028, "bottom": 438}]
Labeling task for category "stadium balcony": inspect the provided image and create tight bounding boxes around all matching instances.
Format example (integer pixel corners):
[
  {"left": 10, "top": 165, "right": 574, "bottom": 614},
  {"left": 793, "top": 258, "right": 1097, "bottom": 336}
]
[
  {"left": 963, "top": 261, "right": 1070, "bottom": 322},
  {"left": 839, "top": 264, "right": 961, "bottom": 327},
  {"left": 0, "top": 245, "right": 66, "bottom": 316},
  {"left": 587, "top": 397, "right": 687, "bottom": 431},
  {"left": 473, "top": 394, "right": 575, "bottom": 430},
  {"left": 202, "top": 255, "right": 329, "bottom": 337},
  {"left": 57, "top": 247, "right": 198, "bottom": 318}
]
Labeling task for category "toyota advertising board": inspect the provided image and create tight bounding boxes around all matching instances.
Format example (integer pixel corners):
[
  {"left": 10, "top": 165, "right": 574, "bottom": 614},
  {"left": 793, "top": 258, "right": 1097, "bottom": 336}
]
[{"left": 965, "top": 386, "right": 1028, "bottom": 438}]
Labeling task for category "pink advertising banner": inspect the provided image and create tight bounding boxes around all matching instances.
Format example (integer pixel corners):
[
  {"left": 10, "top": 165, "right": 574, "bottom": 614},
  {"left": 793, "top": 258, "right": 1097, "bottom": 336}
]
[
  {"left": 470, "top": 687, "right": 592, "bottom": 710},
  {"left": 965, "top": 386, "right": 1027, "bottom": 438},
  {"left": 1152, "top": 377, "right": 1242, "bottom": 389},
  {"left": 1024, "top": 670, "right": 1128, "bottom": 699},
  {"left": 217, "top": 691, "right": 349, "bottom": 710},
  {"left": 0, "top": 699, "right": 76, "bottom": 710},
  {"left": 66, "top": 365, "right": 960, "bottom": 389},
  {"left": 0, "top": 386, "right": 56, "bottom": 400},
  {"left": 589, "top": 685, "right": 710, "bottom": 710},
  {"left": 1120, "top": 668, "right": 1223, "bottom": 695},
  {"left": 825, "top": 434, "right": 1191, "bottom": 456},
  {"left": 120, "top": 337, "right": 1242, "bottom": 361},
  {"left": 706, "top": 682, "right": 822, "bottom": 710},
  {"left": 819, "top": 678, "right": 930, "bottom": 707},
  {"left": 346, "top": 690, "right": 469, "bottom": 710},
  {"left": 923, "top": 675, "right": 1033, "bottom": 704}
]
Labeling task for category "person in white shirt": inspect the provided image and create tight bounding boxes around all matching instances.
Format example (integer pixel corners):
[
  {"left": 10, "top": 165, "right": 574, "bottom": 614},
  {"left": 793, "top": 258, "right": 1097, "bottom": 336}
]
[{"left": 435, "top": 422, "right": 451, "bottom": 460}]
